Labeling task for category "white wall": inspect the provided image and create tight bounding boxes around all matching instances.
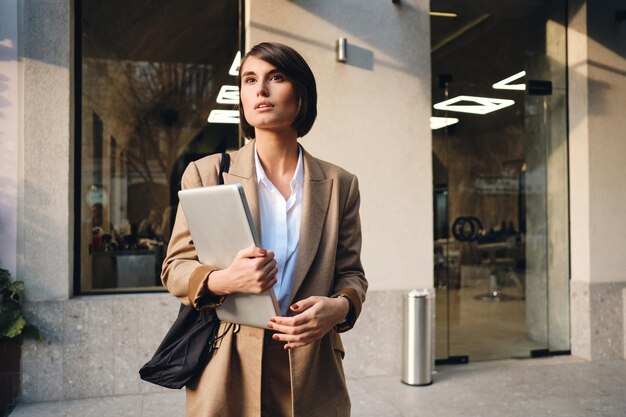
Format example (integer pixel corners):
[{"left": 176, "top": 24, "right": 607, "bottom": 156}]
[
  {"left": 0, "top": 0, "right": 19, "bottom": 277},
  {"left": 248, "top": 0, "right": 433, "bottom": 291}
]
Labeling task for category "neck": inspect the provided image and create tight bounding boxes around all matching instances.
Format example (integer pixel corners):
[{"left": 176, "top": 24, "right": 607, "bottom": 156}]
[{"left": 255, "top": 129, "right": 299, "bottom": 177}]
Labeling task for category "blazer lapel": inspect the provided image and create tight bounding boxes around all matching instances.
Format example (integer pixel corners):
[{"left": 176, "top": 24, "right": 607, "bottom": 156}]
[
  {"left": 220, "top": 141, "right": 332, "bottom": 303},
  {"left": 290, "top": 149, "right": 333, "bottom": 303},
  {"left": 222, "top": 140, "right": 261, "bottom": 240}
]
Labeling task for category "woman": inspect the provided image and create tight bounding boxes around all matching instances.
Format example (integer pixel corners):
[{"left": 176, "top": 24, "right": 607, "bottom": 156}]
[{"left": 162, "top": 42, "right": 368, "bottom": 417}]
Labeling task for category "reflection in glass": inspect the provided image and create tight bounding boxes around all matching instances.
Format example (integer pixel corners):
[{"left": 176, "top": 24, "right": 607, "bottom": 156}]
[{"left": 78, "top": 1, "right": 240, "bottom": 292}]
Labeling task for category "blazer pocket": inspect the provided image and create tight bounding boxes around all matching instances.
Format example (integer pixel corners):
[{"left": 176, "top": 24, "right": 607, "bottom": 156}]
[{"left": 329, "top": 330, "right": 346, "bottom": 360}]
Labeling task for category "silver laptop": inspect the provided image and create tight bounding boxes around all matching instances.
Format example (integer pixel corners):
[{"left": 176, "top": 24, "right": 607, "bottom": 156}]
[{"left": 178, "top": 184, "right": 280, "bottom": 329}]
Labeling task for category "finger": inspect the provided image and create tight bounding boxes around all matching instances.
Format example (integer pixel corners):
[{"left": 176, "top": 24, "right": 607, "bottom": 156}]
[
  {"left": 261, "top": 258, "right": 277, "bottom": 275},
  {"left": 284, "top": 341, "right": 308, "bottom": 349},
  {"left": 269, "top": 315, "right": 311, "bottom": 331},
  {"left": 289, "top": 296, "right": 319, "bottom": 313},
  {"left": 266, "top": 265, "right": 278, "bottom": 280},
  {"left": 273, "top": 331, "right": 323, "bottom": 349},
  {"left": 271, "top": 330, "right": 314, "bottom": 343},
  {"left": 256, "top": 254, "right": 275, "bottom": 271},
  {"left": 250, "top": 254, "right": 273, "bottom": 273},
  {"left": 238, "top": 246, "right": 267, "bottom": 259},
  {"left": 260, "top": 250, "right": 275, "bottom": 263},
  {"left": 270, "top": 312, "right": 311, "bottom": 327},
  {"left": 254, "top": 264, "right": 276, "bottom": 291},
  {"left": 268, "top": 319, "right": 308, "bottom": 335},
  {"left": 260, "top": 277, "right": 277, "bottom": 292},
  {"left": 267, "top": 321, "right": 298, "bottom": 335},
  {"left": 261, "top": 267, "right": 278, "bottom": 289}
]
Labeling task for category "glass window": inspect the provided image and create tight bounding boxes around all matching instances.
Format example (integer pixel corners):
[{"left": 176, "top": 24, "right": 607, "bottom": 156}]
[
  {"left": 76, "top": 1, "right": 242, "bottom": 293},
  {"left": 431, "top": 0, "right": 570, "bottom": 361}
]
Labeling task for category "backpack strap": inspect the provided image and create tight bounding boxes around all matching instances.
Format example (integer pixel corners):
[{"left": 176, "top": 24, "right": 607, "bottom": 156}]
[{"left": 218, "top": 153, "right": 231, "bottom": 185}]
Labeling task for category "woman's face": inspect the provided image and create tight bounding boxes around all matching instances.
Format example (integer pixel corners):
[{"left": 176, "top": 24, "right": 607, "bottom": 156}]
[{"left": 240, "top": 56, "right": 299, "bottom": 135}]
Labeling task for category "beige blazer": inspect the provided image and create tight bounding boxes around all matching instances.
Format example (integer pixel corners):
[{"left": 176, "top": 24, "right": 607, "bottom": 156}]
[{"left": 161, "top": 139, "right": 368, "bottom": 417}]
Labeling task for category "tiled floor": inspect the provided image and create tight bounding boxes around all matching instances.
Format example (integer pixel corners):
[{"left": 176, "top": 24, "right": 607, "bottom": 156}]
[
  {"left": 11, "top": 356, "right": 626, "bottom": 417},
  {"left": 436, "top": 273, "right": 546, "bottom": 362}
]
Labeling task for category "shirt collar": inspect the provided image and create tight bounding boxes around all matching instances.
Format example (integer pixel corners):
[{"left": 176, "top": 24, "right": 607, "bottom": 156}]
[{"left": 254, "top": 144, "right": 304, "bottom": 192}]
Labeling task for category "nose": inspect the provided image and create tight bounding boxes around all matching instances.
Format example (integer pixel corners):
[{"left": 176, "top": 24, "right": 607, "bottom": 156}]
[{"left": 256, "top": 81, "right": 269, "bottom": 97}]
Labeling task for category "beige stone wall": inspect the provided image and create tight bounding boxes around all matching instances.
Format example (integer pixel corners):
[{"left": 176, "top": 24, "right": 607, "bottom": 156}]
[
  {"left": 20, "top": 0, "right": 73, "bottom": 300},
  {"left": 585, "top": 4, "right": 626, "bottom": 285},
  {"left": 21, "top": 295, "right": 179, "bottom": 402},
  {"left": 570, "top": 1, "right": 626, "bottom": 286},
  {"left": 568, "top": 0, "right": 626, "bottom": 360},
  {"left": 0, "top": 0, "right": 19, "bottom": 277},
  {"left": 622, "top": 288, "right": 626, "bottom": 360},
  {"left": 248, "top": 0, "right": 433, "bottom": 292}
]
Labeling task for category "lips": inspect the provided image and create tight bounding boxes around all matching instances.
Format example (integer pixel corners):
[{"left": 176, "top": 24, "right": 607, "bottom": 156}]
[{"left": 254, "top": 101, "right": 274, "bottom": 110}]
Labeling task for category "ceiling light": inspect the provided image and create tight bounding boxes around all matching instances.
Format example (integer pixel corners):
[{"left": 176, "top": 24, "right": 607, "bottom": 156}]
[
  {"left": 208, "top": 52, "right": 240, "bottom": 123},
  {"left": 432, "top": 14, "right": 491, "bottom": 53},
  {"left": 433, "top": 95, "right": 515, "bottom": 115},
  {"left": 492, "top": 71, "right": 526, "bottom": 90},
  {"left": 430, "top": 11, "right": 458, "bottom": 18},
  {"left": 228, "top": 52, "right": 241, "bottom": 76},
  {"left": 430, "top": 117, "right": 459, "bottom": 130},
  {"left": 216, "top": 85, "right": 239, "bottom": 104},
  {"left": 208, "top": 110, "right": 239, "bottom": 124}
]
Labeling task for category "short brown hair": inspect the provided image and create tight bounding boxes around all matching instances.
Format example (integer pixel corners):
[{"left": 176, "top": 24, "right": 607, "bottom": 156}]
[{"left": 238, "top": 42, "right": 317, "bottom": 139}]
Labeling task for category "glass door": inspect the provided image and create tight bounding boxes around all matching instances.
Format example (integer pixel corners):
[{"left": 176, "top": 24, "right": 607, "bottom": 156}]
[{"left": 431, "top": 0, "right": 570, "bottom": 362}]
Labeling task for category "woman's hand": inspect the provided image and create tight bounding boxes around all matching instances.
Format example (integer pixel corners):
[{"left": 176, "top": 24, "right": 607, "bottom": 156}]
[
  {"left": 267, "top": 296, "right": 350, "bottom": 349},
  {"left": 207, "top": 246, "right": 278, "bottom": 296}
]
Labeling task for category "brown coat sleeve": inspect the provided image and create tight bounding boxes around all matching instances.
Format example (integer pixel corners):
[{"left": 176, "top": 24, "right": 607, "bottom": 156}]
[
  {"left": 331, "top": 174, "right": 368, "bottom": 331},
  {"left": 160, "top": 158, "right": 225, "bottom": 309}
]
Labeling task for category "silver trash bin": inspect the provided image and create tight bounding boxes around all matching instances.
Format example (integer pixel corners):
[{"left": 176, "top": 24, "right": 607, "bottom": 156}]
[{"left": 401, "top": 288, "right": 435, "bottom": 386}]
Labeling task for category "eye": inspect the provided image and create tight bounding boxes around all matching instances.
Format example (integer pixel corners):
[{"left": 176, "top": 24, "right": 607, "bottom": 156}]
[
  {"left": 243, "top": 76, "right": 256, "bottom": 84},
  {"left": 270, "top": 73, "right": 285, "bottom": 81}
]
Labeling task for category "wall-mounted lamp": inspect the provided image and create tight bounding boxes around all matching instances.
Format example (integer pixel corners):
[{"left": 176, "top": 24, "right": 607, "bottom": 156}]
[{"left": 336, "top": 37, "right": 347, "bottom": 63}]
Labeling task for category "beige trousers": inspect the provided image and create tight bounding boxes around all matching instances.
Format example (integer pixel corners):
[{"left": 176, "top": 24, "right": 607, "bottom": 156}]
[{"left": 261, "top": 331, "right": 292, "bottom": 417}]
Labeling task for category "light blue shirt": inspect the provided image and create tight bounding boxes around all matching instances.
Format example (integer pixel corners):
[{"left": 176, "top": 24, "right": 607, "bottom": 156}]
[{"left": 254, "top": 145, "right": 304, "bottom": 315}]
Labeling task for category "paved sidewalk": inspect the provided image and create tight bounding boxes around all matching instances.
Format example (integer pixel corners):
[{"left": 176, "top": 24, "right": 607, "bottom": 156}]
[{"left": 11, "top": 356, "right": 626, "bottom": 417}]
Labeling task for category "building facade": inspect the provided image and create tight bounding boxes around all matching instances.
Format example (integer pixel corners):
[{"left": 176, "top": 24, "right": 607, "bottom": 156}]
[{"left": 0, "top": 0, "right": 624, "bottom": 403}]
